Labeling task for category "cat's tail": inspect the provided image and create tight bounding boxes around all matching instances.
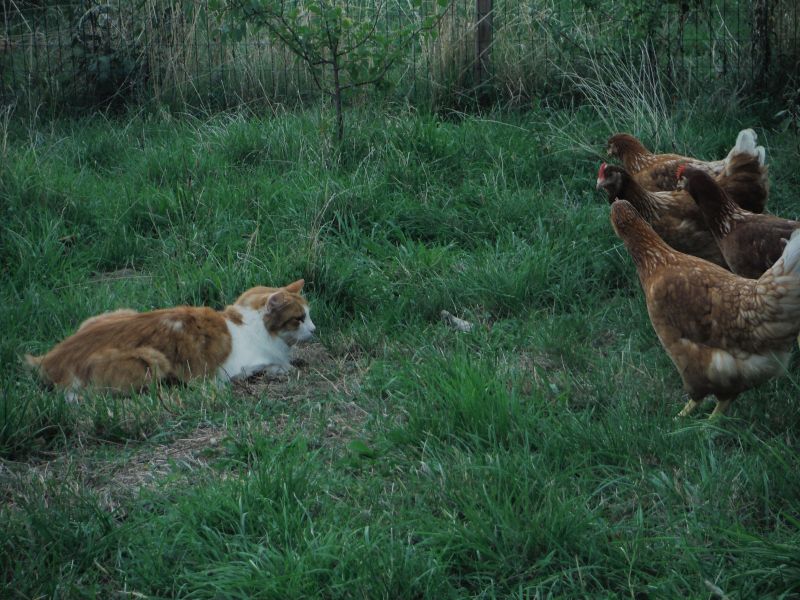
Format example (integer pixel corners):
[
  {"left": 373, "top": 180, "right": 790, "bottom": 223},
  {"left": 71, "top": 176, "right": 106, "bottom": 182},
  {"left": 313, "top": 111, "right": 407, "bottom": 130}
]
[{"left": 23, "top": 353, "right": 44, "bottom": 369}]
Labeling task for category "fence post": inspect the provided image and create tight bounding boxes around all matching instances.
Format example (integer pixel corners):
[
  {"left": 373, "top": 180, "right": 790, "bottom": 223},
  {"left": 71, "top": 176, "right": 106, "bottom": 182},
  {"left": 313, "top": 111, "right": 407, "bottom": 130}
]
[
  {"left": 752, "top": 0, "right": 771, "bottom": 84},
  {"left": 474, "top": 0, "right": 492, "bottom": 101}
]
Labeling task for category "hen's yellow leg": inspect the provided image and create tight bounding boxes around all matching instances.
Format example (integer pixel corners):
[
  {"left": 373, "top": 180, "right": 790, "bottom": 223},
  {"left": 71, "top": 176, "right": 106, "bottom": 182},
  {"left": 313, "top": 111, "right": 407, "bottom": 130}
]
[
  {"left": 709, "top": 398, "right": 732, "bottom": 419},
  {"left": 677, "top": 399, "right": 701, "bottom": 418}
]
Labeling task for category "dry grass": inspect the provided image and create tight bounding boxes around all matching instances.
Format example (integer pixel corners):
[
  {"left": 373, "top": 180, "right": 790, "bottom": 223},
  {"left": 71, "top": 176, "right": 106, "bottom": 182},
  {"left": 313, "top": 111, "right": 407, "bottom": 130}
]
[
  {"left": 556, "top": 42, "right": 674, "bottom": 149},
  {"left": 0, "top": 424, "right": 226, "bottom": 511}
]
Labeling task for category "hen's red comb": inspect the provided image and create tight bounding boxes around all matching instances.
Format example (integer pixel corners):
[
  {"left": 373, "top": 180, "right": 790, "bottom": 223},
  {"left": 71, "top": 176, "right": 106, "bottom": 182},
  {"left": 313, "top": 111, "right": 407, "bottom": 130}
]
[
  {"left": 598, "top": 162, "right": 607, "bottom": 180},
  {"left": 676, "top": 164, "right": 686, "bottom": 180}
]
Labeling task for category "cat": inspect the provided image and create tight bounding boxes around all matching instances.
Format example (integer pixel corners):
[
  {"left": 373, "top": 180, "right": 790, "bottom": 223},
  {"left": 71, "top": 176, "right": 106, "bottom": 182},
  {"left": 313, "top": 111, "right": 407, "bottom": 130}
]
[{"left": 25, "top": 279, "right": 315, "bottom": 400}]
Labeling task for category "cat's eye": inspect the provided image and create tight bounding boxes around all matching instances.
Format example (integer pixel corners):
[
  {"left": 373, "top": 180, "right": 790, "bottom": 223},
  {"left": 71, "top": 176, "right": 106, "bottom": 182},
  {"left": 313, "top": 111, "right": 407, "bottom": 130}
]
[{"left": 295, "top": 315, "right": 305, "bottom": 323}]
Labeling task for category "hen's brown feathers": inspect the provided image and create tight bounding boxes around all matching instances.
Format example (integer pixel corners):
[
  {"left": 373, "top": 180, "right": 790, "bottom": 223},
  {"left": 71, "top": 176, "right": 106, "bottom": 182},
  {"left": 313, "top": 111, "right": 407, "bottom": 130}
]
[
  {"left": 713, "top": 152, "right": 768, "bottom": 213},
  {"left": 599, "top": 164, "right": 727, "bottom": 266},
  {"left": 611, "top": 199, "right": 800, "bottom": 415},
  {"left": 607, "top": 133, "right": 725, "bottom": 192},
  {"left": 683, "top": 166, "right": 795, "bottom": 279},
  {"left": 610, "top": 199, "right": 681, "bottom": 274},
  {"left": 606, "top": 130, "right": 766, "bottom": 200},
  {"left": 598, "top": 146, "right": 769, "bottom": 268}
]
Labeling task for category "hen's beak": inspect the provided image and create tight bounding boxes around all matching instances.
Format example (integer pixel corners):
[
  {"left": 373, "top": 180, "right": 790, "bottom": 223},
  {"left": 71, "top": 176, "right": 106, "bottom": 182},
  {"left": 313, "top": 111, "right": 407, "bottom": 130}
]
[{"left": 596, "top": 177, "right": 604, "bottom": 190}]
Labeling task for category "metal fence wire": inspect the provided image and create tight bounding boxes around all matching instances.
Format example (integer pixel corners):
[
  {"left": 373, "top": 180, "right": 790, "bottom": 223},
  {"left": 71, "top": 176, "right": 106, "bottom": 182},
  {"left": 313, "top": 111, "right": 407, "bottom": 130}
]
[{"left": 1, "top": 1, "right": 798, "bottom": 112}]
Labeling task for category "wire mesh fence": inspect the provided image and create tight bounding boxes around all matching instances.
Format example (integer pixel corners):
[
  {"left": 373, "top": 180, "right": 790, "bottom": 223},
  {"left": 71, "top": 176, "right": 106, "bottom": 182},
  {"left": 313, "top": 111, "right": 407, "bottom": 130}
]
[{"left": 1, "top": 1, "right": 798, "bottom": 114}]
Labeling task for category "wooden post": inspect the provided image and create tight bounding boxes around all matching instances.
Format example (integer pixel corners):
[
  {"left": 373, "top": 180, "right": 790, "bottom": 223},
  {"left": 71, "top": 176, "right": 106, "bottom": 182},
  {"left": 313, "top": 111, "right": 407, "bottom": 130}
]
[
  {"left": 752, "top": 0, "right": 771, "bottom": 85},
  {"left": 475, "top": 0, "right": 492, "bottom": 99}
]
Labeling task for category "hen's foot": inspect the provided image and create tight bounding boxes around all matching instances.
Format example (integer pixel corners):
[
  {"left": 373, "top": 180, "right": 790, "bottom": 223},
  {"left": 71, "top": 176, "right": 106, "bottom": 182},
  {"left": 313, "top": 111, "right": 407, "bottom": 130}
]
[{"left": 675, "top": 399, "right": 700, "bottom": 419}]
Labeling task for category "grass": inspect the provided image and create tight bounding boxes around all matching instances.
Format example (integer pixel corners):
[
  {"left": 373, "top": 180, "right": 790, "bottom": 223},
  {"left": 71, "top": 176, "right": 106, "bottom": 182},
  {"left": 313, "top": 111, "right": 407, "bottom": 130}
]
[{"left": 2, "top": 97, "right": 800, "bottom": 598}]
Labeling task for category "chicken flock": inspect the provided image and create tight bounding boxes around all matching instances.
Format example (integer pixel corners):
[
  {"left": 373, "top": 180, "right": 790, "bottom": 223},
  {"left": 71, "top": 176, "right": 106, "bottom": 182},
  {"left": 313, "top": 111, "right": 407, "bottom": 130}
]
[{"left": 597, "top": 129, "right": 800, "bottom": 418}]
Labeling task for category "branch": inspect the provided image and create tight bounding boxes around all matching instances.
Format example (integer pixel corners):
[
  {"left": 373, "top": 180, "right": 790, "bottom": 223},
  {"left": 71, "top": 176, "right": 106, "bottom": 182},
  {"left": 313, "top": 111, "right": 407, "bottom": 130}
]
[
  {"left": 273, "top": 11, "right": 325, "bottom": 63},
  {"left": 322, "top": 8, "right": 339, "bottom": 57},
  {"left": 339, "top": 50, "right": 401, "bottom": 91},
  {"left": 335, "top": 0, "right": 384, "bottom": 56},
  {"left": 228, "top": 0, "right": 324, "bottom": 65},
  {"left": 340, "top": 69, "right": 391, "bottom": 90},
  {"left": 340, "top": 0, "right": 454, "bottom": 89}
]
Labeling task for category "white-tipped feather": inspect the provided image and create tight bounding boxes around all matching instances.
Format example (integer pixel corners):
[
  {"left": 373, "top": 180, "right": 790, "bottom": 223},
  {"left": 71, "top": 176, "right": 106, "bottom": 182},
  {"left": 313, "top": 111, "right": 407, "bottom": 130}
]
[
  {"left": 755, "top": 145, "right": 766, "bottom": 166},
  {"left": 721, "top": 129, "right": 767, "bottom": 175},
  {"left": 732, "top": 128, "right": 757, "bottom": 155},
  {"left": 722, "top": 128, "right": 765, "bottom": 168}
]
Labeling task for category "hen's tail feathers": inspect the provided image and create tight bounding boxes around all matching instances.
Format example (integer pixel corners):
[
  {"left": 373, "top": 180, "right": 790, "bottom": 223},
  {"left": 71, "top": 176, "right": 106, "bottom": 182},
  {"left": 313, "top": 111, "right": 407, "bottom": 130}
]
[
  {"left": 773, "top": 229, "right": 800, "bottom": 279},
  {"left": 723, "top": 128, "right": 766, "bottom": 168},
  {"left": 758, "top": 231, "right": 800, "bottom": 336},
  {"left": 755, "top": 230, "right": 800, "bottom": 341},
  {"left": 733, "top": 128, "right": 757, "bottom": 155},
  {"left": 756, "top": 145, "right": 766, "bottom": 166},
  {"left": 23, "top": 354, "right": 43, "bottom": 369},
  {"left": 718, "top": 151, "right": 769, "bottom": 213}
]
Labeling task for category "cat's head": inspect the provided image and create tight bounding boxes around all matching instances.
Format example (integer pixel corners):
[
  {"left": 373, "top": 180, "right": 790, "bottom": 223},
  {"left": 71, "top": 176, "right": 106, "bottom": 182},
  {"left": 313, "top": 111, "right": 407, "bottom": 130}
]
[{"left": 234, "top": 279, "right": 316, "bottom": 345}]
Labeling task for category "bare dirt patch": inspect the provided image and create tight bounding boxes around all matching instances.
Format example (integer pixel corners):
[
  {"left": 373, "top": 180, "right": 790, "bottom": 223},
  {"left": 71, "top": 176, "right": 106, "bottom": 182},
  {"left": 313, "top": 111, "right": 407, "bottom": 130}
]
[
  {"left": 232, "top": 342, "right": 369, "bottom": 449},
  {"left": 0, "top": 425, "right": 227, "bottom": 511}
]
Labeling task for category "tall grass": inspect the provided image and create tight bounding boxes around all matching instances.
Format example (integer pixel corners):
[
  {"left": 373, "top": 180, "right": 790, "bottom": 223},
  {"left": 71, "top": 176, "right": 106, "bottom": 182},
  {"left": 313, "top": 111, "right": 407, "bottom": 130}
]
[
  {"left": 558, "top": 43, "right": 675, "bottom": 148},
  {"left": 3, "top": 0, "right": 797, "bottom": 114}
]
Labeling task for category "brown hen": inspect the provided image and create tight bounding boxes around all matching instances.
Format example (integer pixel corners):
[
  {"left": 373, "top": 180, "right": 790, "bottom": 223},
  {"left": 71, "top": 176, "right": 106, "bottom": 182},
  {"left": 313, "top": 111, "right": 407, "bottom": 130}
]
[
  {"left": 598, "top": 161, "right": 724, "bottom": 266},
  {"left": 681, "top": 165, "right": 799, "bottom": 279},
  {"left": 611, "top": 199, "right": 800, "bottom": 418},
  {"left": 607, "top": 129, "right": 766, "bottom": 193},
  {"left": 597, "top": 151, "right": 768, "bottom": 267}
]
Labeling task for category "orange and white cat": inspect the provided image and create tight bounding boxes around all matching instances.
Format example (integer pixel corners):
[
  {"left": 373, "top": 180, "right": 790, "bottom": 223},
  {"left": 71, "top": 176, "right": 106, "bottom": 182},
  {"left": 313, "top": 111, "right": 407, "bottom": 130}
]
[{"left": 25, "top": 279, "right": 315, "bottom": 399}]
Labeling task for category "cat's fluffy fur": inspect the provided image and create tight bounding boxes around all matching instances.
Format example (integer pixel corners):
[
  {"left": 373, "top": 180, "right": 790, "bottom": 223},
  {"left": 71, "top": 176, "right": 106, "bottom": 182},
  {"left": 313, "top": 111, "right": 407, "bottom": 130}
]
[{"left": 25, "top": 279, "right": 315, "bottom": 399}]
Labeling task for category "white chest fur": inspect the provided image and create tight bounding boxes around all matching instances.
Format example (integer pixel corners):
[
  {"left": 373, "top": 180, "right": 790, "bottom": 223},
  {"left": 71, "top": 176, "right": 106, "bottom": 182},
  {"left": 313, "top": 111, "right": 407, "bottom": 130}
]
[{"left": 217, "top": 307, "right": 291, "bottom": 381}]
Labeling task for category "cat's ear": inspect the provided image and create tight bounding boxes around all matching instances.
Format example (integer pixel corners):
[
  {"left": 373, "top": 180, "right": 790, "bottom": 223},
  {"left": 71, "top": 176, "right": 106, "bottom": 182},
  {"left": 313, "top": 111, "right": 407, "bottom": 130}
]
[
  {"left": 265, "top": 291, "right": 287, "bottom": 314},
  {"left": 283, "top": 279, "right": 305, "bottom": 294}
]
